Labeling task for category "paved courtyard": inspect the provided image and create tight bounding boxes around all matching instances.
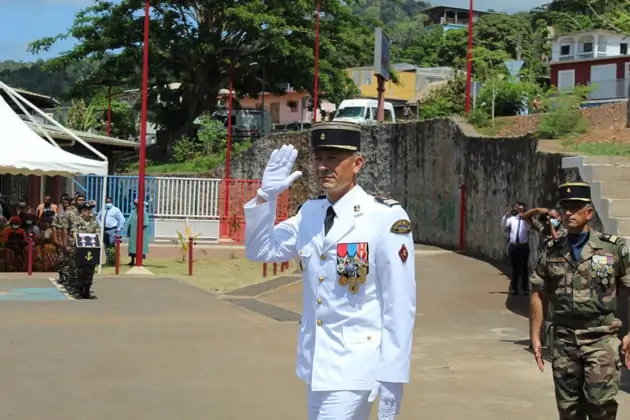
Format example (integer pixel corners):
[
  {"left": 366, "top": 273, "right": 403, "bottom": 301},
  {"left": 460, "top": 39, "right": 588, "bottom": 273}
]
[{"left": 0, "top": 246, "right": 628, "bottom": 419}]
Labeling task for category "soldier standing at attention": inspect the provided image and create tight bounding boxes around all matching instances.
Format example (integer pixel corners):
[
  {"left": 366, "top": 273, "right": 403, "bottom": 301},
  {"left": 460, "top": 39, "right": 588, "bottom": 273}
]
[
  {"left": 530, "top": 182, "right": 630, "bottom": 419},
  {"left": 244, "top": 122, "right": 416, "bottom": 420},
  {"left": 72, "top": 203, "right": 99, "bottom": 299},
  {"left": 52, "top": 196, "right": 72, "bottom": 285}
]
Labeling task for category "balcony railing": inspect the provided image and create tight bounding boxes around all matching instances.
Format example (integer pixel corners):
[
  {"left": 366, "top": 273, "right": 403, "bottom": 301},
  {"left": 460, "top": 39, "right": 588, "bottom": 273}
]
[
  {"left": 587, "top": 78, "right": 630, "bottom": 100},
  {"left": 557, "top": 51, "right": 608, "bottom": 62}
]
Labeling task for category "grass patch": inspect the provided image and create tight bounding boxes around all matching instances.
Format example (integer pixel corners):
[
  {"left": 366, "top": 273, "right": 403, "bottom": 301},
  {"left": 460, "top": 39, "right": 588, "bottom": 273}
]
[
  {"left": 472, "top": 119, "right": 510, "bottom": 136},
  {"left": 100, "top": 257, "right": 298, "bottom": 293},
  {"left": 564, "top": 141, "right": 630, "bottom": 156}
]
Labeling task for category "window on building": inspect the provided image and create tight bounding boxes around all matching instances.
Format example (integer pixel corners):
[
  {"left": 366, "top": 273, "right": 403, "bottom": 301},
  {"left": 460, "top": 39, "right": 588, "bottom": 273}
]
[
  {"left": 583, "top": 42, "right": 593, "bottom": 53},
  {"left": 288, "top": 101, "right": 298, "bottom": 113},
  {"left": 622, "top": 43, "right": 628, "bottom": 55},
  {"left": 362, "top": 70, "right": 372, "bottom": 86},
  {"left": 560, "top": 45, "right": 571, "bottom": 56},
  {"left": 352, "top": 70, "right": 360, "bottom": 85}
]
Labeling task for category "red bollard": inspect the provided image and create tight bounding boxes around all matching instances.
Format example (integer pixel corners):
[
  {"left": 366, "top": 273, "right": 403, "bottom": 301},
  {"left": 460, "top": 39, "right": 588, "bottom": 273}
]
[
  {"left": 458, "top": 183, "right": 466, "bottom": 251},
  {"left": 27, "top": 233, "right": 33, "bottom": 276},
  {"left": 273, "top": 262, "right": 277, "bottom": 275},
  {"left": 262, "top": 263, "right": 267, "bottom": 277},
  {"left": 115, "top": 235, "right": 121, "bottom": 275},
  {"left": 188, "top": 237, "right": 193, "bottom": 276},
  {"left": 281, "top": 262, "right": 285, "bottom": 273}
]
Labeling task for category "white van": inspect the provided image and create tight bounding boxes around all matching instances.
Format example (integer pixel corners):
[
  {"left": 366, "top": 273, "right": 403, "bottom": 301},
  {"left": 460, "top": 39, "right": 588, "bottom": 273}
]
[{"left": 333, "top": 99, "right": 396, "bottom": 124}]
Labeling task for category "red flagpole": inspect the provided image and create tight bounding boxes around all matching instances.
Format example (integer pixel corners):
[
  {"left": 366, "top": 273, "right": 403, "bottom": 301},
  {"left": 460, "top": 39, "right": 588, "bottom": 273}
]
[
  {"left": 135, "top": 0, "right": 150, "bottom": 267},
  {"left": 312, "top": 0, "right": 320, "bottom": 123}
]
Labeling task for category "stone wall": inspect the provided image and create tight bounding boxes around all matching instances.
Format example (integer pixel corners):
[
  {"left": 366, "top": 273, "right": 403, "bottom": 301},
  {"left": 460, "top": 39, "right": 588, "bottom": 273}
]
[{"left": 212, "top": 118, "right": 592, "bottom": 264}]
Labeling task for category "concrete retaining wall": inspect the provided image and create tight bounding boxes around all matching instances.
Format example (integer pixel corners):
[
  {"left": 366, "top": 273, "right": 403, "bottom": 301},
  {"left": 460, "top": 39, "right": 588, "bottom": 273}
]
[{"left": 211, "top": 118, "right": 590, "bottom": 265}]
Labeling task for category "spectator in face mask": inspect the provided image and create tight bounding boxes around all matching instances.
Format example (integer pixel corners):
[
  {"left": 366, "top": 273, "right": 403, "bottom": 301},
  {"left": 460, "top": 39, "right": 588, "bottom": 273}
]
[
  {"left": 97, "top": 197, "right": 125, "bottom": 263},
  {"left": 14, "top": 198, "right": 28, "bottom": 217},
  {"left": 20, "top": 211, "right": 40, "bottom": 236}
]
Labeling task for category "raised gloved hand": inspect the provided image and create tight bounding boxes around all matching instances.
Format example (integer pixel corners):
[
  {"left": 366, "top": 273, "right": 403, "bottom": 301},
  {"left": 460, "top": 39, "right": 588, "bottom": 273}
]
[
  {"left": 258, "top": 144, "right": 302, "bottom": 201},
  {"left": 367, "top": 382, "right": 403, "bottom": 419}
]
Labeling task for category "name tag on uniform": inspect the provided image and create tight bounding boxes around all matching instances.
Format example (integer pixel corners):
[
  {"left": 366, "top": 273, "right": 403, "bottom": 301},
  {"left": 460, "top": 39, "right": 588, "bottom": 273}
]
[{"left": 336, "top": 242, "right": 369, "bottom": 294}]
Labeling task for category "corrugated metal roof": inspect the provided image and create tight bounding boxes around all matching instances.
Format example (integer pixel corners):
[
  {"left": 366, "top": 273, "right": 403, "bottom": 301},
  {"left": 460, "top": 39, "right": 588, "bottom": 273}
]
[{"left": 25, "top": 121, "right": 139, "bottom": 149}]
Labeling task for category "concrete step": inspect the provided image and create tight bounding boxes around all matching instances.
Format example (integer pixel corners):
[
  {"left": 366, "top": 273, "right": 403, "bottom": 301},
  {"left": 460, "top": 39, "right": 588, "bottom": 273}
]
[
  {"left": 600, "top": 181, "right": 630, "bottom": 199},
  {"left": 591, "top": 165, "right": 630, "bottom": 182},
  {"left": 608, "top": 199, "right": 630, "bottom": 217},
  {"left": 584, "top": 156, "right": 630, "bottom": 165}
]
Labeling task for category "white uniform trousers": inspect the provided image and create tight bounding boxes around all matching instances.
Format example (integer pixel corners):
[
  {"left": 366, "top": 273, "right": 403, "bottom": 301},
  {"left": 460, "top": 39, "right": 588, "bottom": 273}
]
[{"left": 307, "top": 385, "right": 372, "bottom": 420}]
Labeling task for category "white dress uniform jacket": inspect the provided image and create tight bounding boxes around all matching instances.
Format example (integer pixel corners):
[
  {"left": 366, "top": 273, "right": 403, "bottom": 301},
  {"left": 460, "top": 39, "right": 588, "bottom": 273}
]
[{"left": 244, "top": 185, "right": 416, "bottom": 392}]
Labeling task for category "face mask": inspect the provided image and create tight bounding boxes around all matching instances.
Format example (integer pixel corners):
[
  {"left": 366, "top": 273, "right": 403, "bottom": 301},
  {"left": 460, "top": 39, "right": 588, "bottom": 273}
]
[
  {"left": 551, "top": 219, "right": 561, "bottom": 228},
  {"left": 11, "top": 225, "right": 18, "bottom": 229},
  {"left": 105, "top": 203, "right": 113, "bottom": 209},
  {"left": 25, "top": 220, "right": 33, "bottom": 225}
]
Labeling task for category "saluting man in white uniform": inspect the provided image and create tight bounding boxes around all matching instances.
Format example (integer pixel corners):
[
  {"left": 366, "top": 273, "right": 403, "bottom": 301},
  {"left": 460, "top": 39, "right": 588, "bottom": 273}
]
[{"left": 244, "top": 122, "right": 417, "bottom": 420}]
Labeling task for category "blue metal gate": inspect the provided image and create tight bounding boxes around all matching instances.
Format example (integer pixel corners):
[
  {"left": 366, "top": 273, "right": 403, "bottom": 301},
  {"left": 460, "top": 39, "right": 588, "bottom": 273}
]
[{"left": 74, "top": 175, "right": 158, "bottom": 217}]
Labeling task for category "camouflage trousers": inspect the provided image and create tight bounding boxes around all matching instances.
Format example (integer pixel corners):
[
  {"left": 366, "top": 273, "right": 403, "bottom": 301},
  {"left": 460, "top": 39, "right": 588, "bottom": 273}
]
[
  {"left": 552, "top": 325, "right": 621, "bottom": 419},
  {"left": 65, "top": 254, "right": 78, "bottom": 292},
  {"left": 57, "top": 249, "right": 68, "bottom": 281}
]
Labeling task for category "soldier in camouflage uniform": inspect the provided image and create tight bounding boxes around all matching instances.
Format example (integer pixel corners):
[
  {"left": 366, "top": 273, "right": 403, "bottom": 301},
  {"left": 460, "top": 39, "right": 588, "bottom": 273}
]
[
  {"left": 52, "top": 197, "right": 72, "bottom": 286},
  {"left": 63, "top": 194, "right": 85, "bottom": 294},
  {"left": 530, "top": 182, "right": 630, "bottom": 419},
  {"left": 68, "top": 203, "right": 99, "bottom": 299}
]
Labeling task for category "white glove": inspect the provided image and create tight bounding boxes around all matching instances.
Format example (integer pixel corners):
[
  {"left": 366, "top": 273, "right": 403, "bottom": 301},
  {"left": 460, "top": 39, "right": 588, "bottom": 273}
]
[
  {"left": 367, "top": 382, "right": 403, "bottom": 419},
  {"left": 258, "top": 144, "right": 303, "bottom": 201}
]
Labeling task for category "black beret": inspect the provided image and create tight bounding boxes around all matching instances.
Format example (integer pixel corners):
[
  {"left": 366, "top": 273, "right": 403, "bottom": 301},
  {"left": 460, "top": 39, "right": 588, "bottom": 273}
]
[
  {"left": 558, "top": 182, "right": 591, "bottom": 203},
  {"left": 310, "top": 121, "right": 361, "bottom": 151}
]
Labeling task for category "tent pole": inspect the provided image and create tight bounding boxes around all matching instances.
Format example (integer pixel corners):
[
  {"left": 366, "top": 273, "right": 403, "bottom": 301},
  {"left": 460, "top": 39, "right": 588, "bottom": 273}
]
[
  {"left": 98, "top": 175, "right": 108, "bottom": 275},
  {"left": 0, "top": 81, "right": 108, "bottom": 162},
  {"left": 2, "top": 87, "right": 61, "bottom": 148}
]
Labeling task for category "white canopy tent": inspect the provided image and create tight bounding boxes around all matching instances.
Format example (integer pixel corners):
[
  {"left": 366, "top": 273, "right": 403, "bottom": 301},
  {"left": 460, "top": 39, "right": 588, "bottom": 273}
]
[{"left": 0, "top": 80, "right": 109, "bottom": 274}]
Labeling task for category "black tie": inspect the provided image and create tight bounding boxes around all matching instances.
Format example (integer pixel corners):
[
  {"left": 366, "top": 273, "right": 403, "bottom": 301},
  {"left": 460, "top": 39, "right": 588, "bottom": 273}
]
[
  {"left": 324, "top": 206, "right": 335, "bottom": 236},
  {"left": 516, "top": 218, "right": 522, "bottom": 243}
]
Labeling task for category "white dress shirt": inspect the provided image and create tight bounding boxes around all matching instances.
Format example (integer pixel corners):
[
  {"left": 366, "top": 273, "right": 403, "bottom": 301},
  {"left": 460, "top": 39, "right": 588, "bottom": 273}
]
[{"left": 502, "top": 215, "right": 529, "bottom": 244}]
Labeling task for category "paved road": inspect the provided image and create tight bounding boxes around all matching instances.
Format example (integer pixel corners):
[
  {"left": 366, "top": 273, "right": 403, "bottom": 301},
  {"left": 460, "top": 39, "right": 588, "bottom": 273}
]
[{"left": 0, "top": 247, "right": 628, "bottom": 419}]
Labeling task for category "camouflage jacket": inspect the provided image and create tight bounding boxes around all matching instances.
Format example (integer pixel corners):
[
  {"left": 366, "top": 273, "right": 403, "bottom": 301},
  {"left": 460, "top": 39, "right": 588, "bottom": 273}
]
[
  {"left": 51, "top": 207, "right": 73, "bottom": 230},
  {"left": 530, "top": 230, "right": 630, "bottom": 322},
  {"left": 68, "top": 215, "right": 99, "bottom": 247}
]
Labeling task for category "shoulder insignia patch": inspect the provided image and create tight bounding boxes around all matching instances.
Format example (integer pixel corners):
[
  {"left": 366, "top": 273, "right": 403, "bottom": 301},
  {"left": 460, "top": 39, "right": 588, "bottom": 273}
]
[
  {"left": 600, "top": 233, "right": 619, "bottom": 244},
  {"left": 375, "top": 196, "right": 400, "bottom": 207},
  {"left": 391, "top": 219, "right": 412, "bottom": 234}
]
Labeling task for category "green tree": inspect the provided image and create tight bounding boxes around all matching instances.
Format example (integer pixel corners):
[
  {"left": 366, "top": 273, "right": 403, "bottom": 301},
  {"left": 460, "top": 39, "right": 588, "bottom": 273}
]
[
  {"left": 63, "top": 98, "right": 101, "bottom": 132},
  {"left": 29, "top": 0, "right": 374, "bottom": 156}
]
